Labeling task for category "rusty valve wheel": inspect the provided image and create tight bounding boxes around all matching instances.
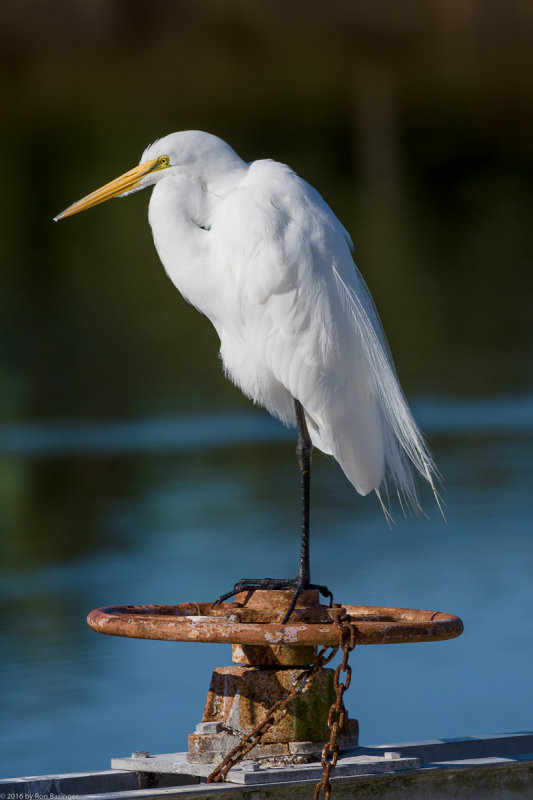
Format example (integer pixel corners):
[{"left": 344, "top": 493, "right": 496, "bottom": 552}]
[
  {"left": 88, "top": 590, "right": 463, "bottom": 781},
  {"left": 87, "top": 590, "right": 463, "bottom": 647}
]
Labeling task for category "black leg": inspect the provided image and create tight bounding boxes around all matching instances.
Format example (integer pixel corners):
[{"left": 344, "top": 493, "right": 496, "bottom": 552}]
[
  {"left": 294, "top": 398, "right": 312, "bottom": 586},
  {"left": 280, "top": 399, "right": 313, "bottom": 622},
  {"left": 212, "top": 398, "right": 333, "bottom": 621}
]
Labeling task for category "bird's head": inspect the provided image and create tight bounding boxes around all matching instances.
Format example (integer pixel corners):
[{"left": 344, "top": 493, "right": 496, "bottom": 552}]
[{"left": 54, "top": 131, "right": 244, "bottom": 221}]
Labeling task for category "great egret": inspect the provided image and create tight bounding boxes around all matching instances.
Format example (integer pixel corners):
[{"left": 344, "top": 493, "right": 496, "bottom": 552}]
[{"left": 55, "top": 131, "right": 439, "bottom": 622}]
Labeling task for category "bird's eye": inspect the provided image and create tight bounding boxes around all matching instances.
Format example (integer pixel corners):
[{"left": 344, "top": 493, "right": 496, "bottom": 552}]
[{"left": 158, "top": 155, "right": 170, "bottom": 167}]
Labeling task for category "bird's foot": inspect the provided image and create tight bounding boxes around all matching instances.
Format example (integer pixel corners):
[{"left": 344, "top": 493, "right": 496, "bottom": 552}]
[{"left": 212, "top": 578, "right": 333, "bottom": 624}]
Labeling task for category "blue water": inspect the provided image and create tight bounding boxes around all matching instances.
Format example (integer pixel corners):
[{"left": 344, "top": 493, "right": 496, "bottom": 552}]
[{"left": 1, "top": 395, "right": 532, "bottom": 778}]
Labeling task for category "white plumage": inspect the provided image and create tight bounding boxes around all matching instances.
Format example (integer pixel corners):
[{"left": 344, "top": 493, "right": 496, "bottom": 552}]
[
  {"left": 55, "top": 130, "right": 440, "bottom": 617},
  {"left": 141, "top": 131, "right": 437, "bottom": 510},
  {"left": 55, "top": 128, "right": 441, "bottom": 514}
]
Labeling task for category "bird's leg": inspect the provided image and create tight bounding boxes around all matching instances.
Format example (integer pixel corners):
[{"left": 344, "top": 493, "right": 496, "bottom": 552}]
[
  {"left": 212, "top": 400, "right": 332, "bottom": 621},
  {"left": 280, "top": 400, "right": 332, "bottom": 622},
  {"left": 294, "top": 399, "right": 312, "bottom": 583}
]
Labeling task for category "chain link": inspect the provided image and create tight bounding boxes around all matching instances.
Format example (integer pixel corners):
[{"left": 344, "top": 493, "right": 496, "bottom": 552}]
[
  {"left": 313, "top": 613, "right": 356, "bottom": 800},
  {"left": 206, "top": 643, "right": 339, "bottom": 783}
]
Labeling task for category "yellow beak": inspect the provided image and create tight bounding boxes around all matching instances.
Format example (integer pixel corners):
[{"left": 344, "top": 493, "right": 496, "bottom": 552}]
[{"left": 54, "top": 157, "right": 163, "bottom": 221}]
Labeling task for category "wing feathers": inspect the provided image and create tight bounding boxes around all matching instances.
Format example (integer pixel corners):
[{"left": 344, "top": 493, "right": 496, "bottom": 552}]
[{"left": 212, "top": 160, "right": 439, "bottom": 513}]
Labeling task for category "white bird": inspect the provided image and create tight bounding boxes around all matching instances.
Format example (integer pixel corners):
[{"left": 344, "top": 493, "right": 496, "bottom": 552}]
[{"left": 55, "top": 130, "right": 439, "bottom": 622}]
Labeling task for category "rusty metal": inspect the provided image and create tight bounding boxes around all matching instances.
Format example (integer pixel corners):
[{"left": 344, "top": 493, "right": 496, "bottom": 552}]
[
  {"left": 204, "top": 609, "right": 359, "bottom": 791},
  {"left": 195, "top": 665, "right": 337, "bottom": 745},
  {"left": 314, "top": 613, "right": 357, "bottom": 800},
  {"left": 206, "top": 643, "right": 339, "bottom": 783},
  {"left": 231, "top": 642, "right": 317, "bottom": 666},
  {"left": 87, "top": 595, "right": 463, "bottom": 647},
  {"left": 87, "top": 589, "right": 463, "bottom": 789}
]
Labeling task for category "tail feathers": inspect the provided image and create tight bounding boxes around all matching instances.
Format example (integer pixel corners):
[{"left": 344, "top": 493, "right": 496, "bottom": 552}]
[
  {"left": 333, "top": 262, "right": 442, "bottom": 517},
  {"left": 380, "top": 425, "right": 444, "bottom": 520}
]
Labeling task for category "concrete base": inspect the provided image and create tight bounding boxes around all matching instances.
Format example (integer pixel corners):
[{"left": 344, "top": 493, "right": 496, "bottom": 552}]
[
  {"left": 111, "top": 745, "right": 419, "bottom": 781},
  {"left": 187, "top": 719, "right": 359, "bottom": 767},
  {"left": 189, "top": 664, "right": 357, "bottom": 760}
]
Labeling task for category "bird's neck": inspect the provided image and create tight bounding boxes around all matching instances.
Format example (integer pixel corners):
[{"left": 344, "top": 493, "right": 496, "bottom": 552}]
[
  {"left": 204, "top": 162, "right": 247, "bottom": 196},
  {"left": 147, "top": 176, "right": 238, "bottom": 328}
]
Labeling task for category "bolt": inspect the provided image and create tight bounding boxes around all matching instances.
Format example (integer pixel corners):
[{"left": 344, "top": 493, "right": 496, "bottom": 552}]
[
  {"left": 131, "top": 751, "right": 150, "bottom": 759},
  {"left": 384, "top": 751, "right": 401, "bottom": 760}
]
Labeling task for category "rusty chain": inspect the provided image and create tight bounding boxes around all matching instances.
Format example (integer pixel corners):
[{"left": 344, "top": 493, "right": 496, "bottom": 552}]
[
  {"left": 313, "top": 612, "right": 356, "bottom": 800},
  {"left": 207, "top": 609, "right": 357, "bottom": 798},
  {"left": 206, "top": 642, "right": 339, "bottom": 783}
]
